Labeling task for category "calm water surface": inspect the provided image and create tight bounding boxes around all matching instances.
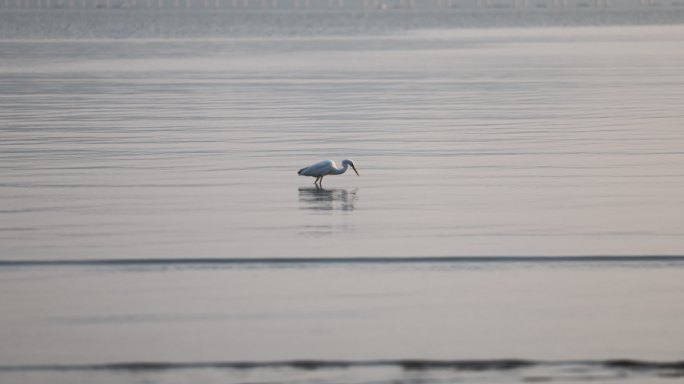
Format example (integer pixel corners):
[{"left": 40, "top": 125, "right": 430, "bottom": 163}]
[
  {"left": 1, "top": 9, "right": 684, "bottom": 384},
  {"left": 1, "top": 13, "right": 683, "bottom": 259}
]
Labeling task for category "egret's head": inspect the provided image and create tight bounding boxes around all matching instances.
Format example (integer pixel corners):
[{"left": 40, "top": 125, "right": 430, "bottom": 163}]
[{"left": 343, "top": 159, "right": 359, "bottom": 176}]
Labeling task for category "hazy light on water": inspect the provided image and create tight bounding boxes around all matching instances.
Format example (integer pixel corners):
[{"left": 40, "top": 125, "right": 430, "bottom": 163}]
[
  {"left": 2, "top": 20, "right": 684, "bottom": 258},
  {"left": 1, "top": 10, "right": 684, "bottom": 384}
]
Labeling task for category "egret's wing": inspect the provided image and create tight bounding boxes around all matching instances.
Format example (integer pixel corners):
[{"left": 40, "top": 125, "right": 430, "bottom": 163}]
[{"left": 299, "top": 160, "right": 335, "bottom": 176}]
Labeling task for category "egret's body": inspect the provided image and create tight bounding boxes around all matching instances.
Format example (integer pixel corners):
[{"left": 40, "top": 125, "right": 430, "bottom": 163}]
[{"left": 298, "top": 159, "right": 359, "bottom": 187}]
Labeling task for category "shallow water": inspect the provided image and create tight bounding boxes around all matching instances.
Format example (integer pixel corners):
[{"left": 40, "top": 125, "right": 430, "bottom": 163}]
[
  {"left": 2, "top": 261, "right": 684, "bottom": 384},
  {"left": 2, "top": 12, "right": 684, "bottom": 259},
  {"left": 1, "top": 8, "right": 684, "bottom": 384}
]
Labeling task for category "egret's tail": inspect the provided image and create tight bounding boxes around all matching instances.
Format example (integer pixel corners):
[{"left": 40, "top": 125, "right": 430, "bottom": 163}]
[{"left": 297, "top": 168, "right": 306, "bottom": 176}]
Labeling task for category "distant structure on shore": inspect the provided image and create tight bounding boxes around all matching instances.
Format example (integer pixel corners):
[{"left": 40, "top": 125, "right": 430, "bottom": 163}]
[{"left": 3, "top": 0, "right": 683, "bottom": 10}]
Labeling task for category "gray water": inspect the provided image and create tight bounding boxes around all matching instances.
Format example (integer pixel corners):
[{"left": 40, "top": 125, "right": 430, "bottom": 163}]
[{"left": 1, "top": 8, "right": 684, "bottom": 384}]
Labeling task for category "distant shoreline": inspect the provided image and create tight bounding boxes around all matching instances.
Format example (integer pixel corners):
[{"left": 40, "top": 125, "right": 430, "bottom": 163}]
[
  {"left": 3, "top": 0, "right": 684, "bottom": 12},
  {"left": 2, "top": 7, "right": 684, "bottom": 40}
]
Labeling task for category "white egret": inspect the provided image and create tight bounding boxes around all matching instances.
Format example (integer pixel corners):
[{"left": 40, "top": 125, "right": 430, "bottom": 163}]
[{"left": 297, "top": 159, "right": 359, "bottom": 187}]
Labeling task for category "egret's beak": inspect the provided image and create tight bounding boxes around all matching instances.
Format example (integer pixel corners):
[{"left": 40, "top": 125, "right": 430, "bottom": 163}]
[{"left": 352, "top": 165, "right": 359, "bottom": 176}]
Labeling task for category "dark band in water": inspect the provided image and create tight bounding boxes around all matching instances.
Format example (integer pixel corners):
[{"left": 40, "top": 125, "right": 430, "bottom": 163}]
[
  {"left": 1, "top": 255, "right": 684, "bottom": 267},
  {"left": 1, "top": 359, "right": 683, "bottom": 372}
]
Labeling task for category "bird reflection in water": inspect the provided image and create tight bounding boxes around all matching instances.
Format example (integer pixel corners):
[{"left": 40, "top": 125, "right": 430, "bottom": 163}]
[{"left": 298, "top": 187, "right": 358, "bottom": 212}]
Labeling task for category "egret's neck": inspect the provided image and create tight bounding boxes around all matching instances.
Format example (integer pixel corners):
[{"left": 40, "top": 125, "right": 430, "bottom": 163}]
[{"left": 331, "top": 162, "right": 349, "bottom": 175}]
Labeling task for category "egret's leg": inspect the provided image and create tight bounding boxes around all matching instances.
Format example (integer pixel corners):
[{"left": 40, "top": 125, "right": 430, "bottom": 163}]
[
  {"left": 314, "top": 177, "right": 320, "bottom": 185},
  {"left": 319, "top": 176, "right": 324, "bottom": 187}
]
